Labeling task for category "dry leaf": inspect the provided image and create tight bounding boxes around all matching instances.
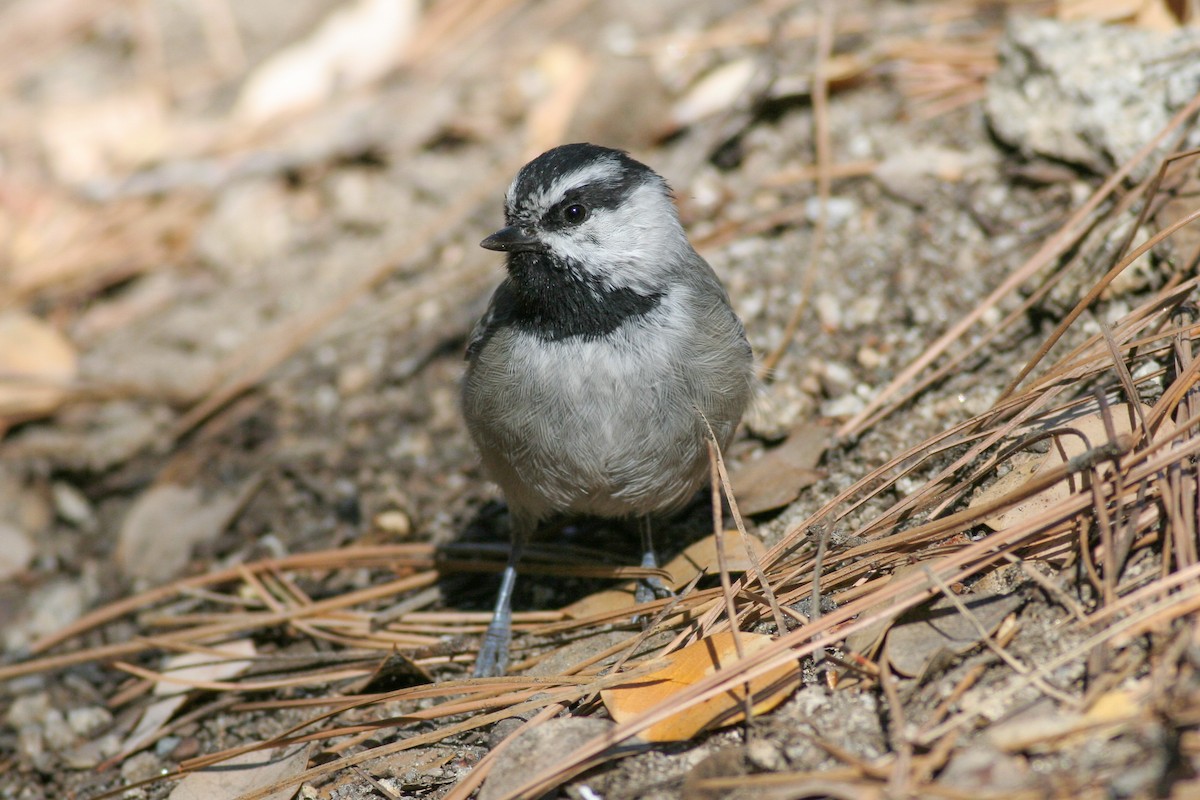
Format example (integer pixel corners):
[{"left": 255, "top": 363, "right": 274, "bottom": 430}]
[
  {"left": 669, "top": 58, "right": 758, "bottom": 129},
  {"left": 730, "top": 423, "right": 828, "bottom": 515},
  {"left": 38, "top": 88, "right": 168, "bottom": 184},
  {"left": 115, "top": 483, "right": 248, "bottom": 582},
  {"left": 989, "top": 687, "right": 1143, "bottom": 752},
  {"left": 168, "top": 744, "right": 311, "bottom": 800},
  {"left": 561, "top": 587, "right": 637, "bottom": 620},
  {"left": 842, "top": 563, "right": 929, "bottom": 663},
  {"left": 664, "top": 530, "right": 768, "bottom": 591},
  {"left": 1058, "top": 0, "right": 1188, "bottom": 30},
  {"left": 0, "top": 311, "right": 78, "bottom": 429},
  {"left": 971, "top": 402, "right": 1157, "bottom": 531},
  {"left": 122, "top": 640, "right": 257, "bottom": 756},
  {"left": 560, "top": 530, "right": 768, "bottom": 619},
  {"left": 152, "top": 640, "right": 257, "bottom": 696},
  {"left": 884, "top": 590, "right": 1022, "bottom": 678},
  {"left": 235, "top": 0, "right": 420, "bottom": 126},
  {"left": 601, "top": 631, "right": 800, "bottom": 742}
]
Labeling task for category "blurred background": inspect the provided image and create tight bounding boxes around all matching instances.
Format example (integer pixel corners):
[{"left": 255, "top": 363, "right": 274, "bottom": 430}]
[{"left": 3, "top": 0, "right": 1200, "bottom": 797}]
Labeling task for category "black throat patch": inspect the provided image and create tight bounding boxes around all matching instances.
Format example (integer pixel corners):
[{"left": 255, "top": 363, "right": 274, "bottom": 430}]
[{"left": 490, "top": 250, "right": 662, "bottom": 343}]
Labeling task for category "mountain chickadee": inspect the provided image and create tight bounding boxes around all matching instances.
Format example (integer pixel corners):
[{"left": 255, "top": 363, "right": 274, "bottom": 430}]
[{"left": 462, "top": 143, "right": 753, "bottom": 677}]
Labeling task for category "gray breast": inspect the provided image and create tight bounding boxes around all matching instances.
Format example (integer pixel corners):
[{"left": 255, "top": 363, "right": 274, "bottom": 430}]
[{"left": 462, "top": 290, "right": 752, "bottom": 526}]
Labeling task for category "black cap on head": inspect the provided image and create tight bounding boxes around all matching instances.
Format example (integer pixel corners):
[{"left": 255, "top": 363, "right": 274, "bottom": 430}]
[{"left": 507, "top": 143, "right": 662, "bottom": 219}]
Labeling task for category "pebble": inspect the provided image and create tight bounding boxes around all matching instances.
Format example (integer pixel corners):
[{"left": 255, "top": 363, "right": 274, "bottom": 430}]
[
  {"left": 195, "top": 180, "right": 293, "bottom": 276},
  {"left": 844, "top": 294, "right": 885, "bottom": 329},
  {"left": 373, "top": 509, "right": 413, "bottom": 539},
  {"left": 52, "top": 481, "right": 94, "bottom": 529},
  {"left": 41, "top": 708, "right": 76, "bottom": 750},
  {"left": 337, "top": 362, "right": 374, "bottom": 396},
  {"left": 67, "top": 705, "right": 113, "bottom": 737},
  {"left": 120, "top": 751, "right": 165, "bottom": 785},
  {"left": 814, "top": 292, "right": 842, "bottom": 330},
  {"left": 856, "top": 345, "right": 883, "bottom": 370},
  {"left": 6, "top": 692, "right": 51, "bottom": 728},
  {"left": 817, "top": 360, "right": 856, "bottom": 397},
  {"left": 18, "top": 725, "right": 50, "bottom": 772},
  {"left": 745, "top": 739, "right": 787, "bottom": 772},
  {"left": 155, "top": 736, "right": 181, "bottom": 758},
  {"left": 805, "top": 196, "right": 858, "bottom": 226},
  {"left": 821, "top": 393, "right": 866, "bottom": 418},
  {"left": 10, "top": 581, "right": 86, "bottom": 650},
  {"left": 0, "top": 521, "right": 34, "bottom": 581}
]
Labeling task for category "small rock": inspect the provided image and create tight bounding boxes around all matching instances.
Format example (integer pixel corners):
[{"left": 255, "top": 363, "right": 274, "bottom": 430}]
[
  {"left": 817, "top": 361, "right": 855, "bottom": 397},
  {"left": 875, "top": 146, "right": 988, "bottom": 206},
  {"left": 6, "top": 692, "right": 51, "bottom": 728},
  {"left": 821, "top": 393, "right": 865, "bottom": 419},
  {"left": 312, "top": 384, "right": 340, "bottom": 416},
  {"left": 938, "top": 741, "right": 1034, "bottom": 793},
  {"left": 167, "top": 736, "right": 201, "bottom": 761},
  {"left": 67, "top": 705, "right": 113, "bottom": 737},
  {"left": 11, "top": 580, "right": 87, "bottom": 649},
  {"left": 337, "top": 362, "right": 374, "bottom": 396},
  {"left": 0, "top": 521, "right": 34, "bottom": 581},
  {"left": 195, "top": 180, "right": 294, "bottom": 276},
  {"left": 805, "top": 196, "right": 857, "bottom": 226},
  {"left": 373, "top": 509, "right": 412, "bottom": 539},
  {"left": 814, "top": 292, "right": 842, "bottom": 330},
  {"left": 52, "top": 482, "right": 95, "bottom": 529},
  {"left": 986, "top": 18, "right": 1200, "bottom": 177},
  {"left": 61, "top": 734, "right": 121, "bottom": 769},
  {"left": 155, "top": 736, "right": 182, "bottom": 758},
  {"left": 120, "top": 750, "right": 164, "bottom": 785},
  {"left": 486, "top": 718, "right": 526, "bottom": 750},
  {"left": 326, "top": 170, "right": 392, "bottom": 230},
  {"left": 844, "top": 295, "right": 885, "bottom": 329},
  {"left": 856, "top": 346, "right": 883, "bottom": 370},
  {"left": 745, "top": 739, "right": 786, "bottom": 772},
  {"left": 41, "top": 708, "right": 76, "bottom": 750},
  {"left": 18, "top": 725, "right": 50, "bottom": 772}
]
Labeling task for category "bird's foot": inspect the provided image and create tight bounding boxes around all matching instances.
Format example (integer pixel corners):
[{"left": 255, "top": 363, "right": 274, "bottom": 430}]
[
  {"left": 473, "top": 620, "right": 512, "bottom": 678},
  {"left": 633, "top": 575, "right": 675, "bottom": 627},
  {"left": 633, "top": 541, "right": 674, "bottom": 622},
  {"left": 634, "top": 576, "right": 675, "bottom": 605}
]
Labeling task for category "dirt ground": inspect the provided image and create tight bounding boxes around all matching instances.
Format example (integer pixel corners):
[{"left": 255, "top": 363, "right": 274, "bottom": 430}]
[{"left": 3, "top": 1, "right": 1200, "bottom": 798}]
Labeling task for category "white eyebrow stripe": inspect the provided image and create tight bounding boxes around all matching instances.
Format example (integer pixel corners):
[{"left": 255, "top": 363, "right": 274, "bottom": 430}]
[
  {"left": 509, "top": 158, "right": 625, "bottom": 216},
  {"left": 545, "top": 159, "right": 623, "bottom": 201}
]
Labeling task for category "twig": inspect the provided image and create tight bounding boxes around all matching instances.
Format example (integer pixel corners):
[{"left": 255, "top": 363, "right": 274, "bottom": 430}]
[{"left": 760, "top": 0, "right": 834, "bottom": 377}]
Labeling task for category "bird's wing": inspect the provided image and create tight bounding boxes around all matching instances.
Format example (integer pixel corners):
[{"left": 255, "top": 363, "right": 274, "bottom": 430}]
[{"left": 465, "top": 280, "right": 515, "bottom": 361}]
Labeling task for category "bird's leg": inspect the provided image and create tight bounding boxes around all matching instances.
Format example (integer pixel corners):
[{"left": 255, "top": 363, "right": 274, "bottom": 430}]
[
  {"left": 634, "top": 515, "right": 672, "bottom": 605},
  {"left": 473, "top": 535, "right": 524, "bottom": 678}
]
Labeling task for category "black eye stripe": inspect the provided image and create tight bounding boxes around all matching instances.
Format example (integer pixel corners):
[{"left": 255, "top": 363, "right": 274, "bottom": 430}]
[
  {"left": 544, "top": 183, "right": 626, "bottom": 226},
  {"left": 560, "top": 181, "right": 632, "bottom": 212}
]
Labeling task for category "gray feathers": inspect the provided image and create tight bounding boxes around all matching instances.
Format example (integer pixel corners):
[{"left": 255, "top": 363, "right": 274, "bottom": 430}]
[{"left": 463, "top": 143, "right": 753, "bottom": 537}]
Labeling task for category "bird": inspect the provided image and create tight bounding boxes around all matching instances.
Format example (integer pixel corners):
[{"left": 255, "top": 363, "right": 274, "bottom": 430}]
[{"left": 461, "top": 143, "right": 754, "bottom": 677}]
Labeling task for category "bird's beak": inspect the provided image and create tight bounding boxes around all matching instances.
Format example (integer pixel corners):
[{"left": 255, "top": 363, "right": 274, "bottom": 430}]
[{"left": 480, "top": 226, "right": 543, "bottom": 253}]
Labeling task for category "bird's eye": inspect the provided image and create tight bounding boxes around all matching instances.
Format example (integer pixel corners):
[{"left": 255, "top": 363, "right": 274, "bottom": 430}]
[{"left": 562, "top": 203, "right": 589, "bottom": 225}]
